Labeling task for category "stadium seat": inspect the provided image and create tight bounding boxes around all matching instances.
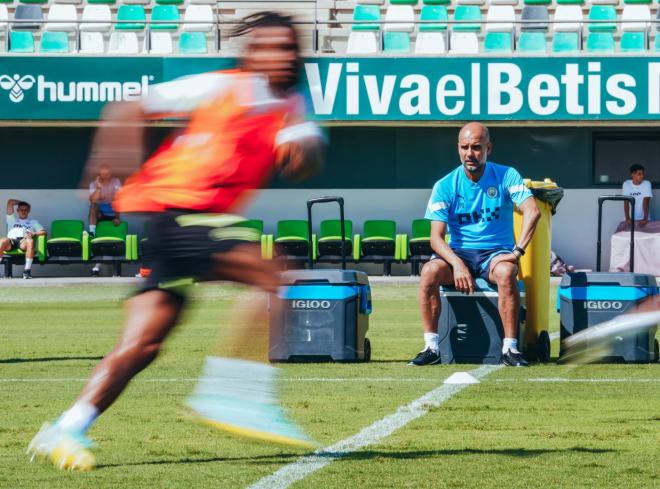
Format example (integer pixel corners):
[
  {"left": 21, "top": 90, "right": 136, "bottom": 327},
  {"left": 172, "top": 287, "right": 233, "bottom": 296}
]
[
  {"left": 517, "top": 5, "right": 549, "bottom": 52},
  {"left": 123, "top": 0, "right": 149, "bottom": 5},
  {"left": 40, "top": 31, "right": 69, "bottom": 52},
  {"left": 116, "top": 5, "right": 146, "bottom": 30},
  {"left": 450, "top": 5, "right": 481, "bottom": 54},
  {"left": 317, "top": 219, "right": 356, "bottom": 261},
  {"left": 156, "top": 0, "right": 183, "bottom": 4},
  {"left": 227, "top": 219, "right": 271, "bottom": 259},
  {"left": 415, "top": 1, "right": 448, "bottom": 54},
  {"left": 90, "top": 221, "right": 135, "bottom": 276},
  {"left": 1, "top": 235, "right": 45, "bottom": 276},
  {"left": 552, "top": 1, "right": 583, "bottom": 53},
  {"left": 656, "top": 10, "right": 660, "bottom": 51},
  {"left": 151, "top": 4, "right": 179, "bottom": 30},
  {"left": 108, "top": 31, "right": 140, "bottom": 53},
  {"left": 80, "top": 32, "right": 106, "bottom": 53},
  {"left": 274, "top": 220, "right": 313, "bottom": 260},
  {"left": 347, "top": 4, "right": 381, "bottom": 54},
  {"left": 189, "top": 0, "right": 216, "bottom": 4},
  {"left": 9, "top": 30, "right": 35, "bottom": 52},
  {"left": 45, "top": 4, "right": 77, "bottom": 31},
  {"left": 13, "top": 4, "right": 43, "bottom": 30},
  {"left": 178, "top": 31, "right": 207, "bottom": 53},
  {"left": 46, "top": 220, "right": 88, "bottom": 260},
  {"left": 383, "top": 0, "right": 415, "bottom": 54},
  {"left": 80, "top": 4, "right": 111, "bottom": 31},
  {"left": 150, "top": 32, "right": 173, "bottom": 53},
  {"left": 358, "top": 220, "right": 397, "bottom": 275},
  {"left": 406, "top": 219, "right": 432, "bottom": 275},
  {"left": 620, "top": 3, "right": 651, "bottom": 52},
  {"left": 182, "top": 4, "right": 213, "bottom": 32},
  {"left": 484, "top": 3, "right": 515, "bottom": 53},
  {"left": 87, "top": 0, "right": 115, "bottom": 3},
  {"left": 54, "top": 0, "right": 82, "bottom": 5},
  {"left": 586, "top": 5, "right": 616, "bottom": 52},
  {"left": 19, "top": 0, "right": 47, "bottom": 5},
  {"left": 0, "top": 5, "right": 9, "bottom": 35}
]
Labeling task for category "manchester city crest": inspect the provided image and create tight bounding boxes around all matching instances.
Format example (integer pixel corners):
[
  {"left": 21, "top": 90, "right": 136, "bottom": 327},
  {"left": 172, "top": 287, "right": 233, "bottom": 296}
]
[{"left": 487, "top": 186, "right": 498, "bottom": 198}]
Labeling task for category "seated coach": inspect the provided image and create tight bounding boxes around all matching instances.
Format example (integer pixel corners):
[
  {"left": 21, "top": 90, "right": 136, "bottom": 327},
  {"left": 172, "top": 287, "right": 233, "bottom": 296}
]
[{"left": 410, "top": 122, "right": 541, "bottom": 367}]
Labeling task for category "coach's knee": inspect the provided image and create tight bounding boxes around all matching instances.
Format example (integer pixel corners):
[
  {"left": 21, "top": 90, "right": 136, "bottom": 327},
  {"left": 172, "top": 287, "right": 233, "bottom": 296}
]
[
  {"left": 492, "top": 262, "right": 518, "bottom": 289},
  {"left": 420, "top": 261, "right": 447, "bottom": 292},
  {"left": 0, "top": 238, "right": 9, "bottom": 250}
]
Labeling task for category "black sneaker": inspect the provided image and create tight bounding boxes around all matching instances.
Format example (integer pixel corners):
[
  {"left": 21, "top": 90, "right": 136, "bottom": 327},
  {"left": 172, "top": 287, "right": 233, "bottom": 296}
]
[
  {"left": 22, "top": 270, "right": 32, "bottom": 280},
  {"left": 408, "top": 348, "right": 441, "bottom": 366},
  {"left": 88, "top": 231, "right": 95, "bottom": 239},
  {"left": 501, "top": 349, "right": 529, "bottom": 367}
]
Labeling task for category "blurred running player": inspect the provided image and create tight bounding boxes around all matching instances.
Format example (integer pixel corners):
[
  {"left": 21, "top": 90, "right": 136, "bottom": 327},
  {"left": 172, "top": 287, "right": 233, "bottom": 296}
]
[{"left": 28, "top": 11, "right": 324, "bottom": 471}]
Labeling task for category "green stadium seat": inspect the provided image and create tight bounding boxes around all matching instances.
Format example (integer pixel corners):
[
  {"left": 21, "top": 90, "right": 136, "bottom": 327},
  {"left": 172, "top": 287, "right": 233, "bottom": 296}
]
[
  {"left": 423, "top": 0, "right": 450, "bottom": 4},
  {"left": 40, "top": 31, "right": 69, "bottom": 53},
  {"left": 274, "top": 220, "right": 314, "bottom": 260},
  {"left": 9, "top": 31, "right": 35, "bottom": 52},
  {"left": 586, "top": 32, "right": 615, "bottom": 51},
  {"left": 404, "top": 219, "right": 431, "bottom": 275},
  {"left": 150, "top": 4, "right": 179, "bottom": 30},
  {"left": 87, "top": 0, "right": 116, "bottom": 4},
  {"left": 178, "top": 31, "right": 207, "bottom": 53},
  {"left": 116, "top": 5, "right": 146, "bottom": 30},
  {"left": 523, "top": 0, "right": 550, "bottom": 4},
  {"left": 357, "top": 220, "right": 397, "bottom": 275},
  {"left": 19, "top": 0, "right": 47, "bottom": 4},
  {"left": 90, "top": 221, "right": 131, "bottom": 260},
  {"left": 229, "top": 219, "right": 271, "bottom": 259},
  {"left": 518, "top": 31, "right": 546, "bottom": 51},
  {"left": 317, "top": 219, "right": 356, "bottom": 261},
  {"left": 585, "top": 5, "right": 615, "bottom": 52},
  {"left": 384, "top": 31, "right": 410, "bottom": 52},
  {"left": 1, "top": 234, "right": 46, "bottom": 276},
  {"left": 46, "top": 220, "right": 88, "bottom": 260},
  {"left": 156, "top": 0, "right": 183, "bottom": 4}
]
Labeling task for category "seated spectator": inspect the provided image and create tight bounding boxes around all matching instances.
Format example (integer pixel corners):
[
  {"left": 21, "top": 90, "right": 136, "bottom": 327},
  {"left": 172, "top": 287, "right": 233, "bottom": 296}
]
[
  {"left": 622, "top": 164, "right": 653, "bottom": 226},
  {"left": 0, "top": 199, "right": 46, "bottom": 279},
  {"left": 89, "top": 165, "right": 122, "bottom": 276}
]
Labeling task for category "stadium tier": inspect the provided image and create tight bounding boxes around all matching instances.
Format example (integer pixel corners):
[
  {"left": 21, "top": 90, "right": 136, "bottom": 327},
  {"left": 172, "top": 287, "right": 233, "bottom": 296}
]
[{"left": 0, "top": 0, "right": 658, "bottom": 54}]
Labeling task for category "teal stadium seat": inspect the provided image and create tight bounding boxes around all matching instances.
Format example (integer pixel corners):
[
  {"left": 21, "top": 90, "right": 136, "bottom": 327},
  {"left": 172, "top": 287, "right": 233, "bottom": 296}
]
[
  {"left": 40, "top": 31, "right": 69, "bottom": 53},
  {"left": 384, "top": 0, "right": 416, "bottom": 54},
  {"left": 9, "top": 30, "right": 35, "bottom": 52},
  {"left": 450, "top": 5, "right": 481, "bottom": 54},
  {"left": 484, "top": 2, "right": 515, "bottom": 53},
  {"left": 179, "top": 31, "right": 207, "bottom": 53},
  {"left": 116, "top": 5, "right": 146, "bottom": 30},
  {"left": 415, "top": 1, "right": 449, "bottom": 54},
  {"left": 620, "top": 1, "right": 651, "bottom": 52},
  {"left": 347, "top": 4, "right": 381, "bottom": 54},
  {"left": 151, "top": 4, "right": 179, "bottom": 30},
  {"left": 586, "top": 5, "right": 616, "bottom": 52}
]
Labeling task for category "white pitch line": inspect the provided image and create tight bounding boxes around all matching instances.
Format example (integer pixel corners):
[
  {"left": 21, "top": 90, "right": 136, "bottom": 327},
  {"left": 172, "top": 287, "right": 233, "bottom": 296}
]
[
  {"left": 495, "top": 378, "right": 660, "bottom": 383},
  {"left": 247, "top": 364, "right": 502, "bottom": 489}
]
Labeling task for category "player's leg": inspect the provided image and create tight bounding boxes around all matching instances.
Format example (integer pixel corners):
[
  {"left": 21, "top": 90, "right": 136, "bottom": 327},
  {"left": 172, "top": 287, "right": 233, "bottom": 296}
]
[
  {"left": 28, "top": 289, "right": 185, "bottom": 470},
  {"left": 0, "top": 237, "right": 11, "bottom": 253},
  {"left": 488, "top": 258, "right": 527, "bottom": 366},
  {"left": 88, "top": 203, "right": 98, "bottom": 236},
  {"left": 186, "top": 242, "right": 314, "bottom": 447},
  {"left": 20, "top": 237, "right": 34, "bottom": 279},
  {"left": 410, "top": 258, "right": 454, "bottom": 366}
]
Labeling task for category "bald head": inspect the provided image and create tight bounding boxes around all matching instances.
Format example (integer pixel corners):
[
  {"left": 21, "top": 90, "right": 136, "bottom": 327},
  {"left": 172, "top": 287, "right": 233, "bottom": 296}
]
[{"left": 457, "top": 122, "right": 492, "bottom": 177}]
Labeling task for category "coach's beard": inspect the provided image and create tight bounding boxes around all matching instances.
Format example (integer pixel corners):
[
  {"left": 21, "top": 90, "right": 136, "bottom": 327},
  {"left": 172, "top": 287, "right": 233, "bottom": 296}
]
[{"left": 463, "top": 159, "right": 483, "bottom": 173}]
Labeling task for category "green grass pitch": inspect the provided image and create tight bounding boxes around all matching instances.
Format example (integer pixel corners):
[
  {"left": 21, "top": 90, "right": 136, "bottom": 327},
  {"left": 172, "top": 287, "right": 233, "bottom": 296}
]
[{"left": 1, "top": 283, "right": 659, "bottom": 488}]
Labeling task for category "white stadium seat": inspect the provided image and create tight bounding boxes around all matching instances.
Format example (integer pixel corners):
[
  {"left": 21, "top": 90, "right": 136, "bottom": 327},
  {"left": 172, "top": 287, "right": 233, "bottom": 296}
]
[
  {"left": 80, "top": 32, "right": 105, "bottom": 53},
  {"left": 621, "top": 4, "right": 651, "bottom": 32},
  {"left": 182, "top": 4, "right": 213, "bottom": 32},
  {"left": 415, "top": 32, "right": 446, "bottom": 54},
  {"left": 150, "top": 31, "right": 173, "bottom": 53},
  {"left": 347, "top": 31, "right": 379, "bottom": 53},
  {"left": 189, "top": 0, "right": 217, "bottom": 5},
  {"left": 449, "top": 32, "right": 480, "bottom": 53},
  {"left": 384, "top": 5, "right": 414, "bottom": 32},
  {"left": 46, "top": 4, "right": 78, "bottom": 32},
  {"left": 0, "top": 4, "right": 8, "bottom": 32},
  {"left": 80, "top": 4, "right": 111, "bottom": 32},
  {"left": 485, "top": 5, "right": 515, "bottom": 31},
  {"left": 108, "top": 31, "right": 141, "bottom": 54},
  {"left": 553, "top": 5, "right": 583, "bottom": 32}
]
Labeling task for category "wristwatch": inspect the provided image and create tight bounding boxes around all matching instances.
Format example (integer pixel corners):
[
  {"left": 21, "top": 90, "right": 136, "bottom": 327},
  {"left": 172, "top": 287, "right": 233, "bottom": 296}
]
[{"left": 512, "top": 246, "right": 526, "bottom": 258}]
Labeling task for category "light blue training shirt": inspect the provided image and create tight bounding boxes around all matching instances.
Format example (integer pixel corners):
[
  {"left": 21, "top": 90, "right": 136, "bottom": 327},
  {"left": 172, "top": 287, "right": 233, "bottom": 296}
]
[{"left": 425, "top": 162, "right": 533, "bottom": 250}]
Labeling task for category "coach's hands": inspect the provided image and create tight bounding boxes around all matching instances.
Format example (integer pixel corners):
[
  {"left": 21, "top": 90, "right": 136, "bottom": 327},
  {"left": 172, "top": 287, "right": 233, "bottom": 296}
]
[{"left": 453, "top": 263, "right": 475, "bottom": 295}]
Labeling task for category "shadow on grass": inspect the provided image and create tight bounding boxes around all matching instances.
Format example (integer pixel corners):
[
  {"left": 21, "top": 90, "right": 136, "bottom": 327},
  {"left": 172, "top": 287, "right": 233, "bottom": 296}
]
[
  {"left": 0, "top": 356, "right": 103, "bottom": 364},
  {"left": 98, "top": 446, "right": 615, "bottom": 469}
]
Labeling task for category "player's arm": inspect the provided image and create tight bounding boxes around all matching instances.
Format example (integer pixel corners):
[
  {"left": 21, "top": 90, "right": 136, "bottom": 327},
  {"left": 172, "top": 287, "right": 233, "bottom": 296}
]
[
  {"left": 275, "top": 123, "right": 325, "bottom": 183},
  {"left": 6, "top": 199, "right": 19, "bottom": 215},
  {"left": 430, "top": 220, "right": 475, "bottom": 295},
  {"left": 641, "top": 197, "right": 650, "bottom": 224}
]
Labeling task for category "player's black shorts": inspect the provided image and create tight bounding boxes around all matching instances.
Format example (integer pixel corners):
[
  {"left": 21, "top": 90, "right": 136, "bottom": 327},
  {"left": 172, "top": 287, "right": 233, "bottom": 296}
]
[
  {"left": 8, "top": 237, "right": 25, "bottom": 250},
  {"left": 431, "top": 248, "right": 510, "bottom": 281},
  {"left": 138, "top": 210, "right": 260, "bottom": 297}
]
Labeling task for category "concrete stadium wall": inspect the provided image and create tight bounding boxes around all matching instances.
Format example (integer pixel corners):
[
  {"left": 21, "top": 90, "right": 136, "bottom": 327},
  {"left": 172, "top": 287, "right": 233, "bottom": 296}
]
[{"left": 2, "top": 187, "right": 658, "bottom": 271}]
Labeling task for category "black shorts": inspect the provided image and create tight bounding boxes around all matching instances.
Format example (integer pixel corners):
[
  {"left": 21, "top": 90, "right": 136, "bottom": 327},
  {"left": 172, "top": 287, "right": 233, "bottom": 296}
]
[
  {"left": 139, "top": 210, "right": 259, "bottom": 297},
  {"left": 431, "top": 248, "right": 509, "bottom": 281}
]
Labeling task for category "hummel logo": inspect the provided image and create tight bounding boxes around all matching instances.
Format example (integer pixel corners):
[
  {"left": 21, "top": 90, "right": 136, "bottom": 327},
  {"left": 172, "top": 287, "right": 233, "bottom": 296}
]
[{"left": 0, "top": 74, "right": 35, "bottom": 103}]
